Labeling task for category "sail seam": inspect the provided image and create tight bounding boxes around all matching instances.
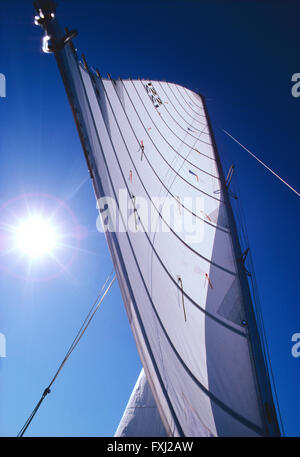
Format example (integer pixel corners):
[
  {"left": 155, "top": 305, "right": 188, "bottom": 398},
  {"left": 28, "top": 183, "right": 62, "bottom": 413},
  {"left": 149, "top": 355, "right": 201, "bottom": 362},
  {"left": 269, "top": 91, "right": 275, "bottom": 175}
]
[
  {"left": 78, "top": 66, "right": 264, "bottom": 436},
  {"left": 173, "top": 83, "right": 206, "bottom": 119},
  {"left": 182, "top": 86, "right": 205, "bottom": 111},
  {"left": 147, "top": 82, "right": 219, "bottom": 178},
  {"left": 166, "top": 81, "right": 207, "bottom": 130},
  {"left": 90, "top": 73, "right": 245, "bottom": 333},
  {"left": 157, "top": 80, "right": 207, "bottom": 130},
  {"left": 104, "top": 76, "right": 206, "bottom": 115},
  {"left": 113, "top": 79, "right": 230, "bottom": 235},
  {"left": 127, "top": 80, "right": 223, "bottom": 201},
  {"left": 126, "top": 82, "right": 223, "bottom": 202},
  {"left": 157, "top": 83, "right": 211, "bottom": 140},
  {"left": 97, "top": 78, "right": 236, "bottom": 275},
  {"left": 134, "top": 79, "right": 215, "bottom": 155},
  {"left": 136, "top": 78, "right": 214, "bottom": 156},
  {"left": 86, "top": 81, "right": 262, "bottom": 432},
  {"left": 116, "top": 78, "right": 229, "bottom": 231},
  {"left": 91, "top": 117, "right": 262, "bottom": 434},
  {"left": 75, "top": 63, "right": 184, "bottom": 437},
  {"left": 123, "top": 80, "right": 220, "bottom": 180}
]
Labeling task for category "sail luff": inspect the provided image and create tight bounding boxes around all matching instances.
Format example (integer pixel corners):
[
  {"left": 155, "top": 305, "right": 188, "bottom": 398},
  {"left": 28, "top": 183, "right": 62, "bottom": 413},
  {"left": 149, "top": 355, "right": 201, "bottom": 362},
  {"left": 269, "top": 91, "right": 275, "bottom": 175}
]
[
  {"left": 34, "top": 7, "right": 181, "bottom": 436},
  {"left": 86, "top": 71, "right": 185, "bottom": 437}
]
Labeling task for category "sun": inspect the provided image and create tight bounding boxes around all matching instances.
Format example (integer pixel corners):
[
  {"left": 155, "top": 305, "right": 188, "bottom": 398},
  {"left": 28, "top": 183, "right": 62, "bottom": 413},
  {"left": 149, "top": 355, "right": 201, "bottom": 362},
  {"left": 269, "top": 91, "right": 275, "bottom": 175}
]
[{"left": 14, "top": 217, "right": 58, "bottom": 259}]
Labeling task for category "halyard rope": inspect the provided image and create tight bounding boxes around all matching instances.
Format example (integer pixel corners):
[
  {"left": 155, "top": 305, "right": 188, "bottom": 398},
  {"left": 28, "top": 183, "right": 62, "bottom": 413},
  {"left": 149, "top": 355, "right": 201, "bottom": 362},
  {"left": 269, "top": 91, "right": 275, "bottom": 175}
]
[{"left": 17, "top": 270, "right": 116, "bottom": 437}]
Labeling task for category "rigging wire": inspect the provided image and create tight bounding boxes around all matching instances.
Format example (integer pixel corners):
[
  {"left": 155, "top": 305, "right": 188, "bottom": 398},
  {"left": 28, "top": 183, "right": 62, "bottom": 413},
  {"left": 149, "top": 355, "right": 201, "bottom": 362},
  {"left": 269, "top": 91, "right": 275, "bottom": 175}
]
[
  {"left": 17, "top": 269, "right": 116, "bottom": 437},
  {"left": 230, "top": 172, "right": 285, "bottom": 436},
  {"left": 222, "top": 129, "right": 300, "bottom": 197},
  {"left": 216, "top": 131, "right": 285, "bottom": 434}
]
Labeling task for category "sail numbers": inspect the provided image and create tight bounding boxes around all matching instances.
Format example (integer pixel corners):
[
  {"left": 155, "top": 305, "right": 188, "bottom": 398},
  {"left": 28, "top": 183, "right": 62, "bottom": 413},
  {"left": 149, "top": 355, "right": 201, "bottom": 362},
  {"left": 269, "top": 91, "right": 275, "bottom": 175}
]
[{"left": 144, "top": 81, "right": 163, "bottom": 108}]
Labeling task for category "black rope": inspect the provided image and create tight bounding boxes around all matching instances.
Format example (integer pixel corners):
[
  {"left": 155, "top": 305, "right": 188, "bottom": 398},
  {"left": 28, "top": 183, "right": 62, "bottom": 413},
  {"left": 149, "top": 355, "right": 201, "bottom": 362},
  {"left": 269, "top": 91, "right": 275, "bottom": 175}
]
[
  {"left": 17, "top": 387, "right": 51, "bottom": 437},
  {"left": 17, "top": 270, "right": 115, "bottom": 437}
]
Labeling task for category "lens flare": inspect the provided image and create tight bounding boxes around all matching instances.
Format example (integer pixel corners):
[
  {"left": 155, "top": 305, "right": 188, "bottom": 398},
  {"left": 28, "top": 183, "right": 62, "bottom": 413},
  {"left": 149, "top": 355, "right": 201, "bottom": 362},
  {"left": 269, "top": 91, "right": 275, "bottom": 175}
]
[{"left": 14, "top": 217, "right": 58, "bottom": 259}]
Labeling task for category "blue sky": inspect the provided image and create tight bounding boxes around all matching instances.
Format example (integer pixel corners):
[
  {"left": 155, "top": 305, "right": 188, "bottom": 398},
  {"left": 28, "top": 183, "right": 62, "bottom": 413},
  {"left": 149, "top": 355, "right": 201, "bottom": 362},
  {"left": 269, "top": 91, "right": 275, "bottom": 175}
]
[{"left": 0, "top": 0, "right": 299, "bottom": 437}]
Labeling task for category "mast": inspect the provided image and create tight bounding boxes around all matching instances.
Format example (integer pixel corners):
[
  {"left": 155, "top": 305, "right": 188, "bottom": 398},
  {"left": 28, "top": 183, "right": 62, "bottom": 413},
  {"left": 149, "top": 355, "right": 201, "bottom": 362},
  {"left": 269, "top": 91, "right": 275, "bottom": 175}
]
[
  {"left": 33, "top": 0, "right": 282, "bottom": 437},
  {"left": 33, "top": 0, "right": 95, "bottom": 187}
]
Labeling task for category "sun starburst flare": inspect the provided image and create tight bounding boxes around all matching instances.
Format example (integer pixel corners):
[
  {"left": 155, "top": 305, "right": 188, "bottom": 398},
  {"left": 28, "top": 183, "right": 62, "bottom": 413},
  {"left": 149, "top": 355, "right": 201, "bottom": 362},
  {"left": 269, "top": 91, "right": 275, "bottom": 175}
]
[{"left": 14, "top": 217, "right": 58, "bottom": 259}]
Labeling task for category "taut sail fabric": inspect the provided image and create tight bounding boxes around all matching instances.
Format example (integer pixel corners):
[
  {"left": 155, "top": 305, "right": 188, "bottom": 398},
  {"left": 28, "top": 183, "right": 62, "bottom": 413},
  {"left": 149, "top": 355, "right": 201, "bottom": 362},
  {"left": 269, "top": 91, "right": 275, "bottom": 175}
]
[
  {"left": 115, "top": 369, "right": 167, "bottom": 437},
  {"left": 77, "top": 65, "right": 266, "bottom": 436}
]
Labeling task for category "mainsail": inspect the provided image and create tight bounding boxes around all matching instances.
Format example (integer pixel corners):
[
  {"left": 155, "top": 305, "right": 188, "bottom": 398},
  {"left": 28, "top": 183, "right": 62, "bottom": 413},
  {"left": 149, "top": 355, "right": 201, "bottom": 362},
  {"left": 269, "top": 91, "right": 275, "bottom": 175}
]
[{"left": 34, "top": 0, "right": 281, "bottom": 437}]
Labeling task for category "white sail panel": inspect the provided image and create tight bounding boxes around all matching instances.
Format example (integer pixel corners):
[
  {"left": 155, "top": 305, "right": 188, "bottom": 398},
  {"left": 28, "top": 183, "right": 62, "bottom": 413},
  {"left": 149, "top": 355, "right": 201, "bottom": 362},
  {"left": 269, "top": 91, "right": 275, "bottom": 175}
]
[
  {"left": 114, "top": 81, "right": 222, "bottom": 222},
  {"left": 153, "top": 82, "right": 209, "bottom": 135},
  {"left": 169, "top": 83, "right": 206, "bottom": 120},
  {"left": 115, "top": 369, "right": 167, "bottom": 437},
  {"left": 132, "top": 80, "right": 214, "bottom": 157},
  {"left": 77, "top": 65, "right": 266, "bottom": 436},
  {"left": 127, "top": 80, "right": 216, "bottom": 163}
]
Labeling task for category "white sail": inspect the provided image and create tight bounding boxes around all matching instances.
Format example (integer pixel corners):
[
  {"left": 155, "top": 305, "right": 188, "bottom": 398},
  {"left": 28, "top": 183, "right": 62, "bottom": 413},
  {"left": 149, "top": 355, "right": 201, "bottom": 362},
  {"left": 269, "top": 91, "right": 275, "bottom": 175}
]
[
  {"left": 115, "top": 369, "right": 166, "bottom": 437},
  {"left": 34, "top": 1, "right": 280, "bottom": 437},
  {"left": 77, "top": 68, "right": 265, "bottom": 436}
]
